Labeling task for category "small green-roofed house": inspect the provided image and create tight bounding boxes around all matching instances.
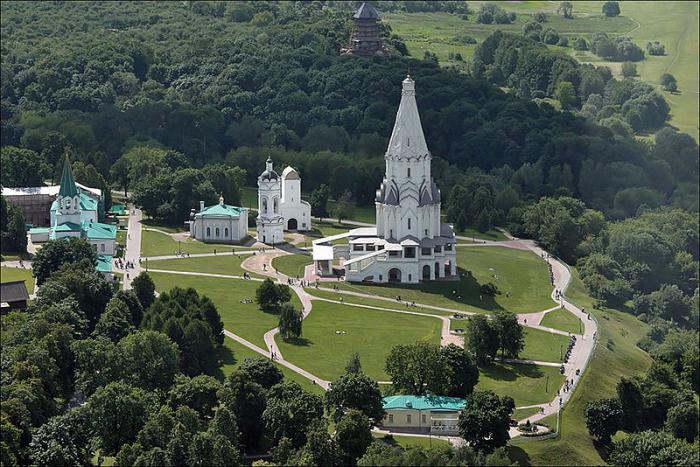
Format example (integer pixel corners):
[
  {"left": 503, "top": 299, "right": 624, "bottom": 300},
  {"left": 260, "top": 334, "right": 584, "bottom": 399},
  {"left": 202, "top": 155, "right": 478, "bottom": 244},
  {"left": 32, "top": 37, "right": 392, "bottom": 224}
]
[
  {"left": 381, "top": 395, "right": 466, "bottom": 435},
  {"left": 96, "top": 255, "right": 113, "bottom": 276},
  {"left": 190, "top": 197, "right": 249, "bottom": 243}
]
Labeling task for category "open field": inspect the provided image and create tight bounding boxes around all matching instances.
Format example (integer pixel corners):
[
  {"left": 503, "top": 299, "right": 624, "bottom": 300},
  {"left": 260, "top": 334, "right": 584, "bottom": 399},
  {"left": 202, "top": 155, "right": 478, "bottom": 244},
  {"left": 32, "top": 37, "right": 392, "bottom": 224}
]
[
  {"left": 520, "top": 327, "right": 570, "bottom": 363},
  {"left": 384, "top": 1, "right": 699, "bottom": 140},
  {"left": 271, "top": 254, "right": 313, "bottom": 278},
  {"left": 148, "top": 254, "right": 259, "bottom": 278},
  {"left": 0, "top": 267, "right": 34, "bottom": 294},
  {"left": 309, "top": 288, "right": 456, "bottom": 317},
  {"left": 149, "top": 272, "right": 301, "bottom": 349},
  {"left": 540, "top": 307, "right": 584, "bottom": 335},
  {"left": 217, "top": 338, "right": 324, "bottom": 396},
  {"left": 510, "top": 268, "right": 651, "bottom": 465},
  {"left": 477, "top": 362, "right": 565, "bottom": 407},
  {"left": 335, "top": 247, "right": 554, "bottom": 314},
  {"left": 140, "top": 229, "right": 244, "bottom": 257},
  {"left": 275, "top": 301, "right": 442, "bottom": 381}
]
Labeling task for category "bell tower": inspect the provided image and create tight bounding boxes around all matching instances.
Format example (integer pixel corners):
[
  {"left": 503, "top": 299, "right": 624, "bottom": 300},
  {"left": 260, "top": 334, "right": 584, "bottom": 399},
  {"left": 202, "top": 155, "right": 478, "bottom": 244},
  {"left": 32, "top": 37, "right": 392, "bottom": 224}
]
[{"left": 54, "top": 154, "right": 82, "bottom": 226}]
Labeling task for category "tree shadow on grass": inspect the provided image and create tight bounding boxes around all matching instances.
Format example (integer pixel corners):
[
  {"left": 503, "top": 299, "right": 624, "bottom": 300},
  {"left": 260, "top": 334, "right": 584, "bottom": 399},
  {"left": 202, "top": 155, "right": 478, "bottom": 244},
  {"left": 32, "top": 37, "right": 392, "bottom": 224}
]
[
  {"left": 481, "top": 362, "right": 546, "bottom": 382},
  {"left": 212, "top": 344, "right": 236, "bottom": 381},
  {"left": 360, "top": 267, "right": 505, "bottom": 312},
  {"left": 506, "top": 445, "right": 532, "bottom": 466},
  {"left": 284, "top": 336, "right": 313, "bottom": 347}
]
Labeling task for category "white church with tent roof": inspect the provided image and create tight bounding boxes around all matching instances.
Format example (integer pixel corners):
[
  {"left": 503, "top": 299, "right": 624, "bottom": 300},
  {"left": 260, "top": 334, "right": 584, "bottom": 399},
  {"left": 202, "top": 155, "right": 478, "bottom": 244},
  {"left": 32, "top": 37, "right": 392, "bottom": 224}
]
[{"left": 312, "top": 76, "right": 457, "bottom": 283}]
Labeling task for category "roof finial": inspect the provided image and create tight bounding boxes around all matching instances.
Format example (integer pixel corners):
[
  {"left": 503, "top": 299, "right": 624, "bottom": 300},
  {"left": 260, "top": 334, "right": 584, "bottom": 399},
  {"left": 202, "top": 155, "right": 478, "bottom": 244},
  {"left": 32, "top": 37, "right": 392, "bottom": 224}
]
[{"left": 219, "top": 194, "right": 224, "bottom": 205}]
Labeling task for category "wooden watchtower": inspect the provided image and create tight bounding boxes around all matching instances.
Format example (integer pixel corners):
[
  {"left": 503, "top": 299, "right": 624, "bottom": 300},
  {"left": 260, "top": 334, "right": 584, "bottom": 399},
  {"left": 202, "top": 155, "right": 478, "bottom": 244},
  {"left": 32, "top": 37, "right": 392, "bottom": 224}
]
[{"left": 343, "top": 2, "right": 387, "bottom": 57}]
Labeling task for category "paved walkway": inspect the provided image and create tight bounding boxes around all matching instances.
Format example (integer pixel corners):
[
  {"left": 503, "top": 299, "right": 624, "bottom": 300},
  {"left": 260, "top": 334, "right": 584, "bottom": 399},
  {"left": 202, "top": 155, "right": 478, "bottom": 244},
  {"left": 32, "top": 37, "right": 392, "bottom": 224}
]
[{"left": 120, "top": 205, "right": 142, "bottom": 290}]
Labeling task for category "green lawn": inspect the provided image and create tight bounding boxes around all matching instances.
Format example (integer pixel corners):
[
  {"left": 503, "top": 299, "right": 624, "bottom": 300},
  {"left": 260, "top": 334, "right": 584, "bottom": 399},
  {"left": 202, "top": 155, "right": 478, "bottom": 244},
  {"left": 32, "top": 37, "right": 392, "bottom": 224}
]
[
  {"left": 449, "top": 318, "right": 469, "bottom": 333},
  {"left": 140, "top": 229, "right": 244, "bottom": 257},
  {"left": 217, "top": 338, "right": 324, "bottom": 396},
  {"left": 140, "top": 218, "right": 185, "bottom": 233},
  {"left": 540, "top": 307, "right": 584, "bottom": 335},
  {"left": 511, "top": 268, "right": 651, "bottom": 466},
  {"left": 275, "top": 301, "right": 442, "bottom": 381},
  {"left": 520, "top": 327, "right": 571, "bottom": 363},
  {"left": 147, "top": 254, "right": 255, "bottom": 277},
  {"left": 149, "top": 272, "right": 301, "bottom": 349},
  {"left": 513, "top": 407, "right": 542, "bottom": 421},
  {"left": 454, "top": 226, "right": 507, "bottom": 241},
  {"left": 307, "top": 288, "right": 455, "bottom": 317},
  {"left": 1, "top": 266, "right": 34, "bottom": 294},
  {"left": 271, "top": 254, "right": 313, "bottom": 278},
  {"left": 373, "top": 432, "right": 451, "bottom": 449},
  {"left": 477, "top": 362, "right": 566, "bottom": 407},
  {"left": 336, "top": 246, "right": 554, "bottom": 314}
]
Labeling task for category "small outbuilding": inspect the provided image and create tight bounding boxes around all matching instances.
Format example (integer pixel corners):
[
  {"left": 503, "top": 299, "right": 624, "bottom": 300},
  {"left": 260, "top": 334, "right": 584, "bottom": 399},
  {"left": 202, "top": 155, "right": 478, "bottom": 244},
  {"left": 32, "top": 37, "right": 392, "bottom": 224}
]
[{"left": 0, "top": 280, "right": 30, "bottom": 312}]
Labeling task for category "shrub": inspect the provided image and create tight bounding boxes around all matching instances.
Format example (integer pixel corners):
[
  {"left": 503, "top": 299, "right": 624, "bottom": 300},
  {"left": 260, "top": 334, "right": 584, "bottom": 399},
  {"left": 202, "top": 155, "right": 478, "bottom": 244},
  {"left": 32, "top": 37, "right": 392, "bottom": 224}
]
[
  {"left": 480, "top": 282, "right": 500, "bottom": 296},
  {"left": 573, "top": 37, "right": 588, "bottom": 50},
  {"left": 621, "top": 62, "right": 637, "bottom": 78},
  {"left": 646, "top": 41, "right": 666, "bottom": 56}
]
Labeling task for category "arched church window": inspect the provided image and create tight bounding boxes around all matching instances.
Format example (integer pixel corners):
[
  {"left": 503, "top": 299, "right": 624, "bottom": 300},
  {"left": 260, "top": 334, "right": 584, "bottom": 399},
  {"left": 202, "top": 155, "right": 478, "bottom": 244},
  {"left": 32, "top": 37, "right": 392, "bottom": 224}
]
[
  {"left": 262, "top": 198, "right": 268, "bottom": 213},
  {"left": 273, "top": 198, "right": 279, "bottom": 213},
  {"left": 225, "top": 228, "right": 229, "bottom": 237},
  {"left": 215, "top": 227, "right": 220, "bottom": 237},
  {"left": 206, "top": 227, "right": 211, "bottom": 237},
  {"left": 408, "top": 218, "right": 411, "bottom": 230},
  {"left": 407, "top": 168, "right": 411, "bottom": 177}
]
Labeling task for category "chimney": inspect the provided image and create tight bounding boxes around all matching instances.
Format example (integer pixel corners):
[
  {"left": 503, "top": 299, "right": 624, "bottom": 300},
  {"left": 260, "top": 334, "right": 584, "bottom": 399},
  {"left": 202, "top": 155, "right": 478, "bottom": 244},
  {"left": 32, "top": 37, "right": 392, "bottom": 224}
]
[{"left": 199, "top": 200, "right": 205, "bottom": 212}]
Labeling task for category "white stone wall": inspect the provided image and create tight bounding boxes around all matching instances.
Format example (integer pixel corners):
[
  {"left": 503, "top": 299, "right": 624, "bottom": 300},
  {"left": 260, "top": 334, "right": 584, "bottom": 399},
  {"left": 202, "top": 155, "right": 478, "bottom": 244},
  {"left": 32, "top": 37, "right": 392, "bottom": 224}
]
[{"left": 90, "top": 239, "right": 116, "bottom": 256}]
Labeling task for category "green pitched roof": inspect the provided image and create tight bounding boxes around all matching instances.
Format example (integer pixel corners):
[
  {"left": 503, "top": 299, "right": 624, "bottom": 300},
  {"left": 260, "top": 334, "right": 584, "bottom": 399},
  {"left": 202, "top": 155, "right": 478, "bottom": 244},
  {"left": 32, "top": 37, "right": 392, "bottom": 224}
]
[
  {"left": 58, "top": 154, "right": 78, "bottom": 198},
  {"left": 382, "top": 395, "right": 466, "bottom": 411},
  {"left": 96, "top": 255, "right": 113, "bottom": 273},
  {"left": 196, "top": 203, "right": 245, "bottom": 218},
  {"left": 82, "top": 221, "right": 117, "bottom": 240}
]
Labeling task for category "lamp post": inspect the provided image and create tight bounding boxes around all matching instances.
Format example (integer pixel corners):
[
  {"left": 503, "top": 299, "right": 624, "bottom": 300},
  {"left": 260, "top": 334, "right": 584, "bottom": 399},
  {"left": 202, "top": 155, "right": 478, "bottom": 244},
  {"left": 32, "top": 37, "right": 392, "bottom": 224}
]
[
  {"left": 178, "top": 240, "right": 181, "bottom": 256},
  {"left": 560, "top": 345, "right": 563, "bottom": 361}
]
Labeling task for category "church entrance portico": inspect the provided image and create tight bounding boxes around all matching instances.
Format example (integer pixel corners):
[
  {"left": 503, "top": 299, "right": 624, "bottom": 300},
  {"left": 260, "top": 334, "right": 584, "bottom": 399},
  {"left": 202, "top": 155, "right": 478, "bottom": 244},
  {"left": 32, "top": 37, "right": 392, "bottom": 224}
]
[{"left": 287, "top": 218, "right": 298, "bottom": 230}]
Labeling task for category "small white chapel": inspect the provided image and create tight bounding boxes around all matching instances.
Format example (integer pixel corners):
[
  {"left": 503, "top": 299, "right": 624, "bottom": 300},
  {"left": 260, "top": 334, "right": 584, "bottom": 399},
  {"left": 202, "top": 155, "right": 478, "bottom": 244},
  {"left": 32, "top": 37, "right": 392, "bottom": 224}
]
[{"left": 256, "top": 158, "right": 311, "bottom": 244}]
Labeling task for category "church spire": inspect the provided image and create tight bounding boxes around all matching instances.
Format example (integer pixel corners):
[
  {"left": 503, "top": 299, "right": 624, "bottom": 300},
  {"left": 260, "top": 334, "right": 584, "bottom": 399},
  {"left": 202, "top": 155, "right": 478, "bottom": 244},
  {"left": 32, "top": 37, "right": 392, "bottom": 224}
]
[
  {"left": 58, "top": 153, "right": 78, "bottom": 198},
  {"left": 385, "top": 76, "right": 429, "bottom": 160}
]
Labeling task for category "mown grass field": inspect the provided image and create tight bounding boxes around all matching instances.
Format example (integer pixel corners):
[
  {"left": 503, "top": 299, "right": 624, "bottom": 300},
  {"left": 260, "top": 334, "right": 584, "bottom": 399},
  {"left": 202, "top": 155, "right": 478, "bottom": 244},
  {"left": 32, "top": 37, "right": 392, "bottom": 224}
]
[
  {"left": 520, "top": 327, "right": 571, "bottom": 363},
  {"left": 308, "top": 288, "right": 456, "bottom": 317},
  {"left": 271, "top": 253, "right": 313, "bottom": 278},
  {"left": 149, "top": 272, "right": 301, "bottom": 349},
  {"left": 477, "top": 361, "right": 565, "bottom": 407},
  {"left": 335, "top": 246, "right": 554, "bottom": 314},
  {"left": 275, "top": 301, "right": 442, "bottom": 381},
  {"left": 147, "top": 254, "right": 257, "bottom": 277},
  {"left": 140, "top": 228, "right": 244, "bottom": 257},
  {"left": 540, "top": 307, "right": 584, "bottom": 335},
  {"left": 509, "top": 268, "right": 651, "bottom": 465},
  {"left": 385, "top": 1, "right": 699, "bottom": 140},
  {"left": 0, "top": 266, "right": 34, "bottom": 294}
]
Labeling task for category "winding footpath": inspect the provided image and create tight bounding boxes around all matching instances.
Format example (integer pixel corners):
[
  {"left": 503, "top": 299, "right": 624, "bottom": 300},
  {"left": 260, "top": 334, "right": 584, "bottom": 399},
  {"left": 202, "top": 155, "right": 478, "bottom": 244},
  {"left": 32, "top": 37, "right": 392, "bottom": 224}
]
[{"left": 126, "top": 214, "right": 598, "bottom": 440}]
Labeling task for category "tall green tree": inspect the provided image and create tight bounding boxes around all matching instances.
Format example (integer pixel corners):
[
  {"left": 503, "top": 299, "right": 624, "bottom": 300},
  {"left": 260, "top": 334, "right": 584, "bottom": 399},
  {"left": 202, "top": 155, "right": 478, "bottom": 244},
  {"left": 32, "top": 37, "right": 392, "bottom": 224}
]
[
  {"left": 278, "top": 303, "right": 303, "bottom": 341},
  {"left": 493, "top": 311, "right": 524, "bottom": 358},
  {"left": 325, "top": 372, "right": 385, "bottom": 422},
  {"left": 458, "top": 391, "right": 515, "bottom": 453},
  {"left": 465, "top": 315, "right": 499, "bottom": 364},
  {"left": 439, "top": 344, "right": 479, "bottom": 397},
  {"left": 585, "top": 398, "right": 622, "bottom": 444},
  {"left": 31, "top": 238, "right": 98, "bottom": 285},
  {"left": 385, "top": 341, "right": 449, "bottom": 395},
  {"left": 310, "top": 184, "right": 330, "bottom": 220},
  {"left": 263, "top": 381, "right": 324, "bottom": 448}
]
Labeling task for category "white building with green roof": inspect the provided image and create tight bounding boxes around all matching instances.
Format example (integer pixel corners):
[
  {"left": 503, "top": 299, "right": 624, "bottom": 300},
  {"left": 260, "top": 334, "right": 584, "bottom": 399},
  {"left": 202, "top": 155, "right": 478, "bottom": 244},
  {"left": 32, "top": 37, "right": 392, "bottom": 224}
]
[
  {"left": 28, "top": 156, "right": 117, "bottom": 275},
  {"left": 381, "top": 395, "right": 466, "bottom": 434},
  {"left": 190, "top": 196, "right": 249, "bottom": 243}
]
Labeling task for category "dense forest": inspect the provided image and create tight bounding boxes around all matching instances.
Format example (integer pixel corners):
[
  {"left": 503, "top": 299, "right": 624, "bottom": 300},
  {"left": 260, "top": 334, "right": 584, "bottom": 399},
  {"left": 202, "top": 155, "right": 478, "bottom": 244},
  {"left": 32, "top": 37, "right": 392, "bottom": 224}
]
[{"left": 0, "top": 1, "right": 698, "bottom": 464}]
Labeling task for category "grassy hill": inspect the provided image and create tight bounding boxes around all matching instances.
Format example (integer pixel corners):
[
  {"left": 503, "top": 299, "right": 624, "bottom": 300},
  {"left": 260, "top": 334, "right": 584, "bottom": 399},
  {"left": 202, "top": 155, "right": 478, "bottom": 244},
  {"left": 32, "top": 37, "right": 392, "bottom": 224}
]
[
  {"left": 509, "top": 268, "right": 652, "bottom": 465},
  {"left": 384, "top": 1, "right": 699, "bottom": 141}
]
